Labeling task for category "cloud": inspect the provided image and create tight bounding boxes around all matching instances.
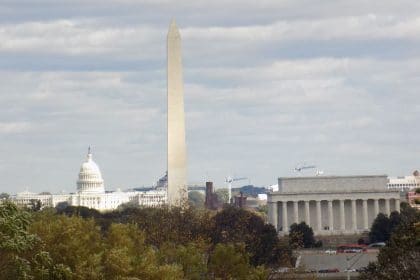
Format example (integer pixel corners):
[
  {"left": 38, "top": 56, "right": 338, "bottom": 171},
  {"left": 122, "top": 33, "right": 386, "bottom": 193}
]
[
  {"left": 1, "top": 14, "right": 419, "bottom": 63},
  {"left": 0, "top": 20, "right": 164, "bottom": 57},
  {"left": 0, "top": 1, "right": 419, "bottom": 192},
  {"left": 183, "top": 15, "right": 420, "bottom": 42},
  {"left": 0, "top": 122, "right": 30, "bottom": 134}
]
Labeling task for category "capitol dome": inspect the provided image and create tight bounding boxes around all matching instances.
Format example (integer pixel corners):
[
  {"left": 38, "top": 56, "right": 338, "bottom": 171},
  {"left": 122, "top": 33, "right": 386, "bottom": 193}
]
[{"left": 77, "top": 148, "right": 105, "bottom": 194}]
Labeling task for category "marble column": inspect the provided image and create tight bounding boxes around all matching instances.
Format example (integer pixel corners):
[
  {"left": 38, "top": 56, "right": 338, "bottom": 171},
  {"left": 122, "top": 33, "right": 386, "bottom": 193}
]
[
  {"left": 305, "top": 200, "right": 310, "bottom": 227},
  {"left": 340, "top": 200, "right": 345, "bottom": 231},
  {"left": 385, "top": 199, "right": 390, "bottom": 216},
  {"left": 351, "top": 199, "right": 357, "bottom": 231},
  {"left": 363, "top": 199, "right": 369, "bottom": 230},
  {"left": 316, "top": 200, "right": 322, "bottom": 232},
  {"left": 282, "top": 201, "right": 288, "bottom": 233},
  {"left": 269, "top": 202, "right": 278, "bottom": 231},
  {"left": 293, "top": 201, "right": 299, "bottom": 224},
  {"left": 395, "top": 199, "right": 400, "bottom": 212},
  {"left": 374, "top": 199, "right": 379, "bottom": 218},
  {"left": 328, "top": 200, "right": 333, "bottom": 231}
]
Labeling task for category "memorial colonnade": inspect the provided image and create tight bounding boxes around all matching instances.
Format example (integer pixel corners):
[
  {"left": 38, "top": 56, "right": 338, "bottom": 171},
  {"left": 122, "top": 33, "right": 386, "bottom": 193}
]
[{"left": 268, "top": 192, "right": 400, "bottom": 235}]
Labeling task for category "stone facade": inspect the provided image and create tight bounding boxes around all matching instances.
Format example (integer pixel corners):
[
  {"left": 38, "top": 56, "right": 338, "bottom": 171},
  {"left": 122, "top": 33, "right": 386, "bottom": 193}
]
[{"left": 268, "top": 175, "right": 400, "bottom": 236}]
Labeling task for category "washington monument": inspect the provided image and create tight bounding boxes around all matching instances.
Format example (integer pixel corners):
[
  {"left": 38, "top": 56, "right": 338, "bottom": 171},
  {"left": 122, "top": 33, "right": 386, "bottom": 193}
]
[{"left": 167, "top": 20, "right": 187, "bottom": 206}]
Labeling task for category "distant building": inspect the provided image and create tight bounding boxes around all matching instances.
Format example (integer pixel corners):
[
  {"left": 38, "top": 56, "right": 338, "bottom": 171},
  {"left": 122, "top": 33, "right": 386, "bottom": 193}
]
[
  {"left": 12, "top": 150, "right": 166, "bottom": 211},
  {"left": 233, "top": 192, "right": 247, "bottom": 208},
  {"left": 268, "top": 175, "right": 400, "bottom": 236},
  {"left": 387, "top": 170, "right": 420, "bottom": 191},
  {"left": 407, "top": 191, "right": 420, "bottom": 210},
  {"left": 204, "top": 181, "right": 220, "bottom": 210}
]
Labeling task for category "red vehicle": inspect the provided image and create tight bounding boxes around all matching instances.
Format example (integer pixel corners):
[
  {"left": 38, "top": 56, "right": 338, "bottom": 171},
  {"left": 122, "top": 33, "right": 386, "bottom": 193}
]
[{"left": 336, "top": 244, "right": 367, "bottom": 253}]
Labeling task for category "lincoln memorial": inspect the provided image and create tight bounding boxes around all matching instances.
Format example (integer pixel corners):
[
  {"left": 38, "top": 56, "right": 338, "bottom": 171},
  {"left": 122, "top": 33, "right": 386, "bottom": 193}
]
[{"left": 267, "top": 175, "right": 401, "bottom": 236}]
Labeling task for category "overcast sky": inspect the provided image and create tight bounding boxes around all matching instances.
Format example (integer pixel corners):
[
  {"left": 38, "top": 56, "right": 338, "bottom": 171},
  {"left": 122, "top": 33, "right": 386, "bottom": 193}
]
[{"left": 1, "top": 0, "right": 419, "bottom": 194}]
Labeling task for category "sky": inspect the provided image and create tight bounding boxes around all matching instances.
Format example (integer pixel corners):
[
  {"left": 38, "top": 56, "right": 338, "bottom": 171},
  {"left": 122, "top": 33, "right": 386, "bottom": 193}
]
[{"left": 0, "top": 0, "right": 419, "bottom": 194}]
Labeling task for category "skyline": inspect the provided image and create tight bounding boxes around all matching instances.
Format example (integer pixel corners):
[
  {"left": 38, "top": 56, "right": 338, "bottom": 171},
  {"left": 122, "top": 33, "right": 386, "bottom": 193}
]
[{"left": 1, "top": 1, "right": 420, "bottom": 193}]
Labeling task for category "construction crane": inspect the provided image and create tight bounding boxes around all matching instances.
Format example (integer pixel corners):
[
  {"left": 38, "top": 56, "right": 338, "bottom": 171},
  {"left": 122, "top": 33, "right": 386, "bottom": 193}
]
[
  {"left": 294, "top": 164, "right": 316, "bottom": 172},
  {"left": 294, "top": 164, "right": 324, "bottom": 176},
  {"left": 225, "top": 176, "right": 248, "bottom": 203}
]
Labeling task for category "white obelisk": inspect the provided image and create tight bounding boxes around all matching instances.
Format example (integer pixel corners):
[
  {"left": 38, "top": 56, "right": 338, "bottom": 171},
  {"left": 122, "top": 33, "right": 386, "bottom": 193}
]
[{"left": 167, "top": 20, "right": 187, "bottom": 206}]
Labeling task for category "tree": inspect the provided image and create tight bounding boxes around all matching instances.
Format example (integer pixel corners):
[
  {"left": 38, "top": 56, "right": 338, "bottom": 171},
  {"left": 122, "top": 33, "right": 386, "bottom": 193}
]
[
  {"left": 29, "top": 199, "right": 42, "bottom": 212},
  {"left": 211, "top": 206, "right": 287, "bottom": 266},
  {"left": 289, "top": 222, "right": 315, "bottom": 248},
  {"left": 104, "top": 206, "right": 214, "bottom": 247},
  {"left": 0, "top": 192, "right": 10, "bottom": 200},
  {"left": 208, "top": 243, "right": 267, "bottom": 280},
  {"left": 57, "top": 205, "right": 101, "bottom": 219},
  {"left": 0, "top": 201, "right": 38, "bottom": 276},
  {"left": 158, "top": 242, "right": 208, "bottom": 280},
  {"left": 0, "top": 201, "right": 71, "bottom": 279},
  {"left": 103, "top": 223, "right": 184, "bottom": 280},
  {"left": 215, "top": 188, "right": 229, "bottom": 204},
  {"left": 188, "top": 191, "right": 205, "bottom": 208},
  {"left": 360, "top": 205, "right": 420, "bottom": 280},
  {"left": 30, "top": 213, "right": 104, "bottom": 279},
  {"left": 369, "top": 213, "right": 391, "bottom": 243}
]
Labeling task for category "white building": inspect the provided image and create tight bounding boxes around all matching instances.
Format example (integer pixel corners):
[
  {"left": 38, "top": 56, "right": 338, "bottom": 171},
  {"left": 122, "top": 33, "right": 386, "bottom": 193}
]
[
  {"left": 12, "top": 150, "right": 167, "bottom": 211},
  {"left": 387, "top": 171, "right": 420, "bottom": 191},
  {"left": 268, "top": 175, "right": 400, "bottom": 236}
]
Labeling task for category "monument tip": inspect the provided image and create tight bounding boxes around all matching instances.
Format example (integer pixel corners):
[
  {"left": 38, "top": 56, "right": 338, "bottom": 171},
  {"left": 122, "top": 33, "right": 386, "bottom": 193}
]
[{"left": 168, "top": 19, "right": 180, "bottom": 36}]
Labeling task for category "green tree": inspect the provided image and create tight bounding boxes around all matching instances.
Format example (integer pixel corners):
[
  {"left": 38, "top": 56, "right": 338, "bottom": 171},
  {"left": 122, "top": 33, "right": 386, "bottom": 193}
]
[
  {"left": 110, "top": 206, "right": 213, "bottom": 247},
  {"left": 0, "top": 201, "right": 38, "bottom": 277},
  {"left": 0, "top": 201, "right": 71, "bottom": 280},
  {"left": 360, "top": 205, "right": 420, "bottom": 280},
  {"left": 57, "top": 205, "right": 101, "bottom": 219},
  {"left": 188, "top": 191, "right": 205, "bottom": 208},
  {"left": 30, "top": 213, "right": 104, "bottom": 279},
  {"left": 369, "top": 213, "right": 391, "bottom": 243},
  {"left": 208, "top": 243, "right": 268, "bottom": 280},
  {"left": 29, "top": 199, "right": 42, "bottom": 212},
  {"left": 289, "top": 222, "right": 315, "bottom": 248},
  {"left": 0, "top": 192, "right": 10, "bottom": 200},
  {"left": 389, "top": 211, "right": 402, "bottom": 231},
  {"left": 103, "top": 223, "right": 184, "bottom": 280},
  {"left": 158, "top": 242, "right": 208, "bottom": 280},
  {"left": 212, "top": 206, "right": 287, "bottom": 266},
  {"left": 215, "top": 188, "right": 229, "bottom": 204}
]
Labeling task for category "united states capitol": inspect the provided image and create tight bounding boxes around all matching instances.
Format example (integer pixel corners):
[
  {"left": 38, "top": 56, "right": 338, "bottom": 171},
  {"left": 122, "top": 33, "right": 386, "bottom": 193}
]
[{"left": 11, "top": 148, "right": 167, "bottom": 211}]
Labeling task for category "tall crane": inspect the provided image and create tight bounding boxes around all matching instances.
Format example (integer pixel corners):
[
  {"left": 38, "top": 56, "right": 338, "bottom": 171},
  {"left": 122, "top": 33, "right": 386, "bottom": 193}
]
[
  {"left": 294, "top": 164, "right": 316, "bottom": 172},
  {"left": 294, "top": 164, "right": 324, "bottom": 176},
  {"left": 225, "top": 176, "right": 248, "bottom": 203}
]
